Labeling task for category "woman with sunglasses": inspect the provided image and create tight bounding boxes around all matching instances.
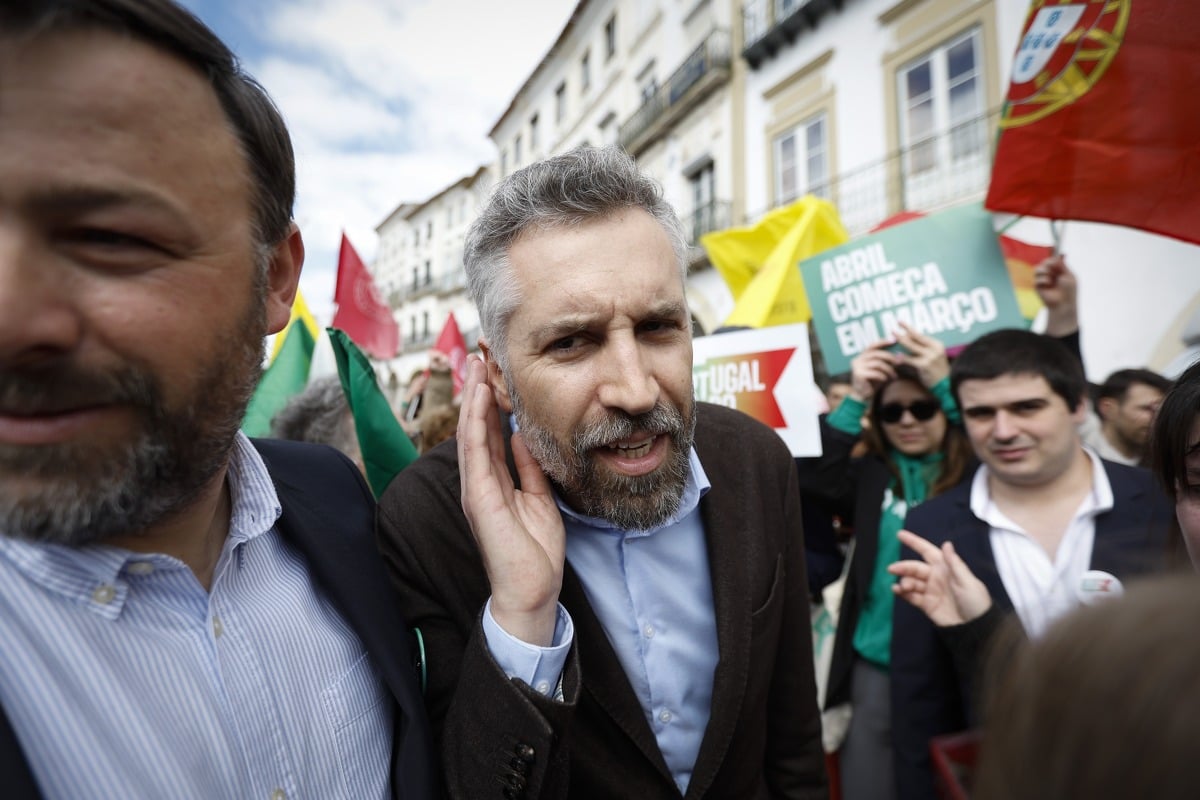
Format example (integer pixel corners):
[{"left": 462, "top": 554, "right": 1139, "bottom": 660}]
[{"left": 797, "top": 322, "right": 973, "bottom": 800}]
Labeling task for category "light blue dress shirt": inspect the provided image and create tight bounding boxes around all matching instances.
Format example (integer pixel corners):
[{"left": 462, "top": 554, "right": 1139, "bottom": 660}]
[
  {"left": 0, "top": 433, "right": 392, "bottom": 800},
  {"left": 484, "top": 448, "right": 715, "bottom": 794}
]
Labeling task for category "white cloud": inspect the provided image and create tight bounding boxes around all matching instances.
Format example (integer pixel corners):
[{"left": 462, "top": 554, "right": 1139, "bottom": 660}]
[{"left": 220, "top": 0, "right": 575, "bottom": 323}]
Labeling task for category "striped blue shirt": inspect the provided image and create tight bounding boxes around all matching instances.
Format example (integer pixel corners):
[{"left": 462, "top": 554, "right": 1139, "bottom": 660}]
[{"left": 0, "top": 433, "right": 392, "bottom": 800}]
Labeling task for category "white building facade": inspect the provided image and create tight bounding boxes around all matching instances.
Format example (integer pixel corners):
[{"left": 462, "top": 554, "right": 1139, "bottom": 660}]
[
  {"left": 374, "top": 167, "right": 489, "bottom": 380},
  {"left": 737, "top": 0, "right": 1200, "bottom": 378}
]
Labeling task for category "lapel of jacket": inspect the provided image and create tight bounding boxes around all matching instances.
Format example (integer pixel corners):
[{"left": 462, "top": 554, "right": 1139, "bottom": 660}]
[
  {"left": 0, "top": 703, "right": 40, "bottom": 800},
  {"left": 942, "top": 480, "right": 1015, "bottom": 611},
  {"left": 683, "top": 439, "right": 753, "bottom": 799},
  {"left": 254, "top": 441, "right": 433, "bottom": 800},
  {"left": 268, "top": 467, "right": 426, "bottom": 729},
  {"left": 1089, "top": 462, "right": 1154, "bottom": 574}
]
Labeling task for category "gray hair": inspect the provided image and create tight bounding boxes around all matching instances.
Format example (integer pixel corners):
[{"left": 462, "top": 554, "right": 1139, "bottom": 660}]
[
  {"left": 464, "top": 145, "right": 689, "bottom": 368},
  {"left": 270, "top": 377, "right": 358, "bottom": 457}
]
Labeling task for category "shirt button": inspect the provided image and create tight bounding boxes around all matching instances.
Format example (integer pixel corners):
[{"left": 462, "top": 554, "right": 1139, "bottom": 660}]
[
  {"left": 659, "top": 709, "right": 672, "bottom": 724},
  {"left": 534, "top": 680, "right": 550, "bottom": 695},
  {"left": 643, "top": 624, "right": 655, "bottom": 638},
  {"left": 126, "top": 561, "right": 154, "bottom": 575},
  {"left": 270, "top": 790, "right": 286, "bottom": 800},
  {"left": 212, "top": 616, "right": 224, "bottom": 639},
  {"left": 91, "top": 584, "right": 115, "bottom": 604}
]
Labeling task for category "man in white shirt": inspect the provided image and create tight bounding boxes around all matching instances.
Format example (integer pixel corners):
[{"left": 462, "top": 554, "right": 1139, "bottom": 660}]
[{"left": 888, "top": 329, "right": 1173, "bottom": 800}]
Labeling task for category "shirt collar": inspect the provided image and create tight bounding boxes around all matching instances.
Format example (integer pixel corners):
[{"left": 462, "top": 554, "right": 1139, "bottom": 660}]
[
  {"left": 970, "top": 446, "right": 1115, "bottom": 529},
  {"left": 553, "top": 446, "right": 711, "bottom": 535},
  {"left": 0, "top": 432, "right": 281, "bottom": 617}
]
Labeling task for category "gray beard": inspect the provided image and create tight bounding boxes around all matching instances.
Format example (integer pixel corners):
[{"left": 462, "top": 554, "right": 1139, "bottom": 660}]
[
  {"left": 510, "top": 387, "right": 696, "bottom": 531},
  {"left": 0, "top": 300, "right": 264, "bottom": 546}
]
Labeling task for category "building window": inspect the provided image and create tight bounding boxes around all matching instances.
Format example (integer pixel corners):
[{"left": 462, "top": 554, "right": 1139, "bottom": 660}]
[
  {"left": 409, "top": 316, "right": 417, "bottom": 341},
  {"left": 898, "top": 28, "right": 985, "bottom": 179},
  {"left": 773, "top": 113, "right": 828, "bottom": 204},
  {"left": 604, "top": 15, "right": 617, "bottom": 61},
  {"left": 580, "top": 50, "right": 591, "bottom": 92},
  {"left": 421, "top": 310, "right": 430, "bottom": 339},
  {"left": 640, "top": 74, "right": 658, "bottom": 105},
  {"left": 423, "top": 260, "right": 431, "bottom": 286},
  {"left": 500, "top": 148, "right": 508, "bottom": 177},
  {"left": 598, "top": 111, "right": 618, "bottom": 146},
  {"left": 689, "top": 163, "right": 715, "bottom": 243},
  {"left": 426, "top": 220, "right": 433, "bottom": 240},
  {"left": 514, "top": 133, "right": 522, "bottom": 166},
  {"left": 530, "top": 113, "right": 539, "bottom": 150},
  {"left": 555, "top": 82, "right": 567, "bottom": 123},
  {"left": 411, "top": 267, "right": 419, "bottom": 292}
]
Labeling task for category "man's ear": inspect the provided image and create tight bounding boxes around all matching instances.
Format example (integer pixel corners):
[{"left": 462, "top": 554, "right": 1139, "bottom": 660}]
[
  {"left": 1096, "top": 396, "right": 1117, "bottom": 424},
  {"left": 478, "top": 339, "right": 514, "bottom": 414},
  {"left": 264, "top": 223, "right": 305, "bottom": 335}
]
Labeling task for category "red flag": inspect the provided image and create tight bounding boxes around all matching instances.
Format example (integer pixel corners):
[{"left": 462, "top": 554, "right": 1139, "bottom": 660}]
[
  {"left": 432, "top": 311, "right": 467, "bottom": 395},
  {"left": 985, "top": 0, "right": 1200, "bottom": 245},
  {"left": 332, "top": 233, "right": 399, "bottom": 359}
]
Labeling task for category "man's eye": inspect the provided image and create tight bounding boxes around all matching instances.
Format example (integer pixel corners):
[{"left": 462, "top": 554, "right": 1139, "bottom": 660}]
[
  {"left": 67, "top": 228, "right": 157, "bottom": 250},
  {"left": 550, "top": 336, "right": 580, "bottom": 351}
]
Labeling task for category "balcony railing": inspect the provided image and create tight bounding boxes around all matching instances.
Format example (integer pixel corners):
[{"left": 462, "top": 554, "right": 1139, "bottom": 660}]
[
  {"left": 684, "top": 200, "right": 732, "bottom": 247},
  {"left": 619, "top": 30, "right": 731, "bottom": 155},
  {"left": 742, "top": 0, "right": 842, "bottom": 69},
  {"left": 745, "top": 107, "right": 1002, "bottom": 237}
]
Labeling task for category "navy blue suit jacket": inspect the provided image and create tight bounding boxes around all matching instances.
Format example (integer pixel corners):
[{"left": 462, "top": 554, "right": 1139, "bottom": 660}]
[
  {"left": 0, "top": 439, "right": 435, "bottom": 800},
  {"left": 889, "top": 458, "right": 1173, "bottom": 800}
]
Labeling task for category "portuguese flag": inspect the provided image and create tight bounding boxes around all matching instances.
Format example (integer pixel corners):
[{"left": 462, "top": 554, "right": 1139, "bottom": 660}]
[{"left": 985, "top": 0, "right": 1200, "bottom": 245}]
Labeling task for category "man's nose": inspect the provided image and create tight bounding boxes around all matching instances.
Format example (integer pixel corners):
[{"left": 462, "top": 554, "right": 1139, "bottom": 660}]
[
  {"left": 0, "top": 226, "right": 83, "bottom": 367},
  {"left": 992, "top": 409, "right": 1019, "bottom": 441},
  {"left": 595, "top": 336, "right": 659, "bottom": 417}
]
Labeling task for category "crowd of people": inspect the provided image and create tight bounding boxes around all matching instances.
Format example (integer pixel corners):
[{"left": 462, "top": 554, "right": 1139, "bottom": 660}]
[{"left": 1, "top": 2, "right": 1198, "bottom": 800}]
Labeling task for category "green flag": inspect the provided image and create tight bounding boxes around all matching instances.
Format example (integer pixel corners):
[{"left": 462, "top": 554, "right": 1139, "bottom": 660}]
[
  {"left": 242, "top": 314, "right": 316, "bottom": 436},
  {"left": 328, "top": 327, "right": 418, "bottom": 497}
]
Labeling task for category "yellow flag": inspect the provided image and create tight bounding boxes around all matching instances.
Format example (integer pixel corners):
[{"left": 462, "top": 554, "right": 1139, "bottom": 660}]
[
  {"left": 270, "top": 289, "right": 321, "bottom": 363},
  {"left": 701, "top": 196, "right": 849, "bottom": 328}
]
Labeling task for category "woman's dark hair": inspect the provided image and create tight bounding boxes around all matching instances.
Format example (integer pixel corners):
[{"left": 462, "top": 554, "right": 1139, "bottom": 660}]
[
  {"left": 863, "top": 364, "right": 973, "bottom": 498},
  {"left": 1148, "top": 358, "right": 1200, "bottom": 502}
]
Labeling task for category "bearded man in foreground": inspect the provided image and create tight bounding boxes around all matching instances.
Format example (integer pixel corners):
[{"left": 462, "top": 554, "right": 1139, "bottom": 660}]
[{"left": 377, "top": 146, "right": 827, "bottom": 799}]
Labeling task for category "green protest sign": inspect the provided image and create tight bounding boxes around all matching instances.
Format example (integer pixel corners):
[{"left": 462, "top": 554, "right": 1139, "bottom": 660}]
[{"left": 799, "top": 203, "right": 1024, "bottom": 374}]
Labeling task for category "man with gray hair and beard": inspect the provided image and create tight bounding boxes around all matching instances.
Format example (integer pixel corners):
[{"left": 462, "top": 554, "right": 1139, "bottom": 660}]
[
  {"left": 0, "top": 2, "right": 433, "bottom": 798},
  {"left": 377, "top": 146, "right": 827, "bottom": 799}
]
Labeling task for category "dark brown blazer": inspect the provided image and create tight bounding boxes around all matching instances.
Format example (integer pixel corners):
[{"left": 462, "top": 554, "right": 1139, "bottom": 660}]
[{"left": 377, "top": 402, "right": 828, "bottom": 799}]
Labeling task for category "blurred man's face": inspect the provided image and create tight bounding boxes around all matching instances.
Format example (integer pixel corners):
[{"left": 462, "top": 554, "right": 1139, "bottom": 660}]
[
  {"left": 484, "top": 208, "right": 696, "bottom": 530},
  {"left": 826, "top": 381, "right": 852, "bottom": 412},
  {"left": 0, "top": 30, "right": 288, "bottom": 543},
  {"left": 1103, "top": 382, "right": 1165, "bottom": 453}
]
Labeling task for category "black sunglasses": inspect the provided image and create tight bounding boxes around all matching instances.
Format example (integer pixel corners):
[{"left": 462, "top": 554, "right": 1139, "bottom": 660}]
[{"left": 878, "top": 400, "right": 941, "bottom": 424}]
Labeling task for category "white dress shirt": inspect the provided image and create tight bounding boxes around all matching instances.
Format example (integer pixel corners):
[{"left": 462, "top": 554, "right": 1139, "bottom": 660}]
[{"left": 972, "top": 448, "right": 1114, "bottom": 639}]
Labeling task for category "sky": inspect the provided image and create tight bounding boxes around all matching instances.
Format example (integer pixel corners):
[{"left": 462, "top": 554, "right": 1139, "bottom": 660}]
[{"left": 181, "top": 0, "right": 577, "bottom": 323}]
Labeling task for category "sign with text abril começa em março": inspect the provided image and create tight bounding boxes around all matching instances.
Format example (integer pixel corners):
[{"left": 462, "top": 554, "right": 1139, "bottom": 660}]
[
  {"left": 692, "top": 323, "right": 821, "bottom": 457},
  {"left": 798, "top": 203, "right": 1025, "bottom": 374}
]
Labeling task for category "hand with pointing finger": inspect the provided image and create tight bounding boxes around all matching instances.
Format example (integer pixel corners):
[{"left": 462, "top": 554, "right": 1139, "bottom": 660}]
[{"left": 888, "top": 529, "right": 992, "bottom": 627}]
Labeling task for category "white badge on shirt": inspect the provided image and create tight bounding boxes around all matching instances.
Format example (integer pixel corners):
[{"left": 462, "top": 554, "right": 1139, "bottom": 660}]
[{"left": 1077, "top": 570, "right": 1124, "bottom": 605}]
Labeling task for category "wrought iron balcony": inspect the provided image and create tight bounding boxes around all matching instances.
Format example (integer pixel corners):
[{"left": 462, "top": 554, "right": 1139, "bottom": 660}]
[
  {"left": 618, "top": 30, "right": 731, "bottom": 156},
  {"left": 742, "top": 0, "right": 842, "bottom": 69},
  {"left": 684, "top": 200, "right": 732, "bottom": 247}
]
